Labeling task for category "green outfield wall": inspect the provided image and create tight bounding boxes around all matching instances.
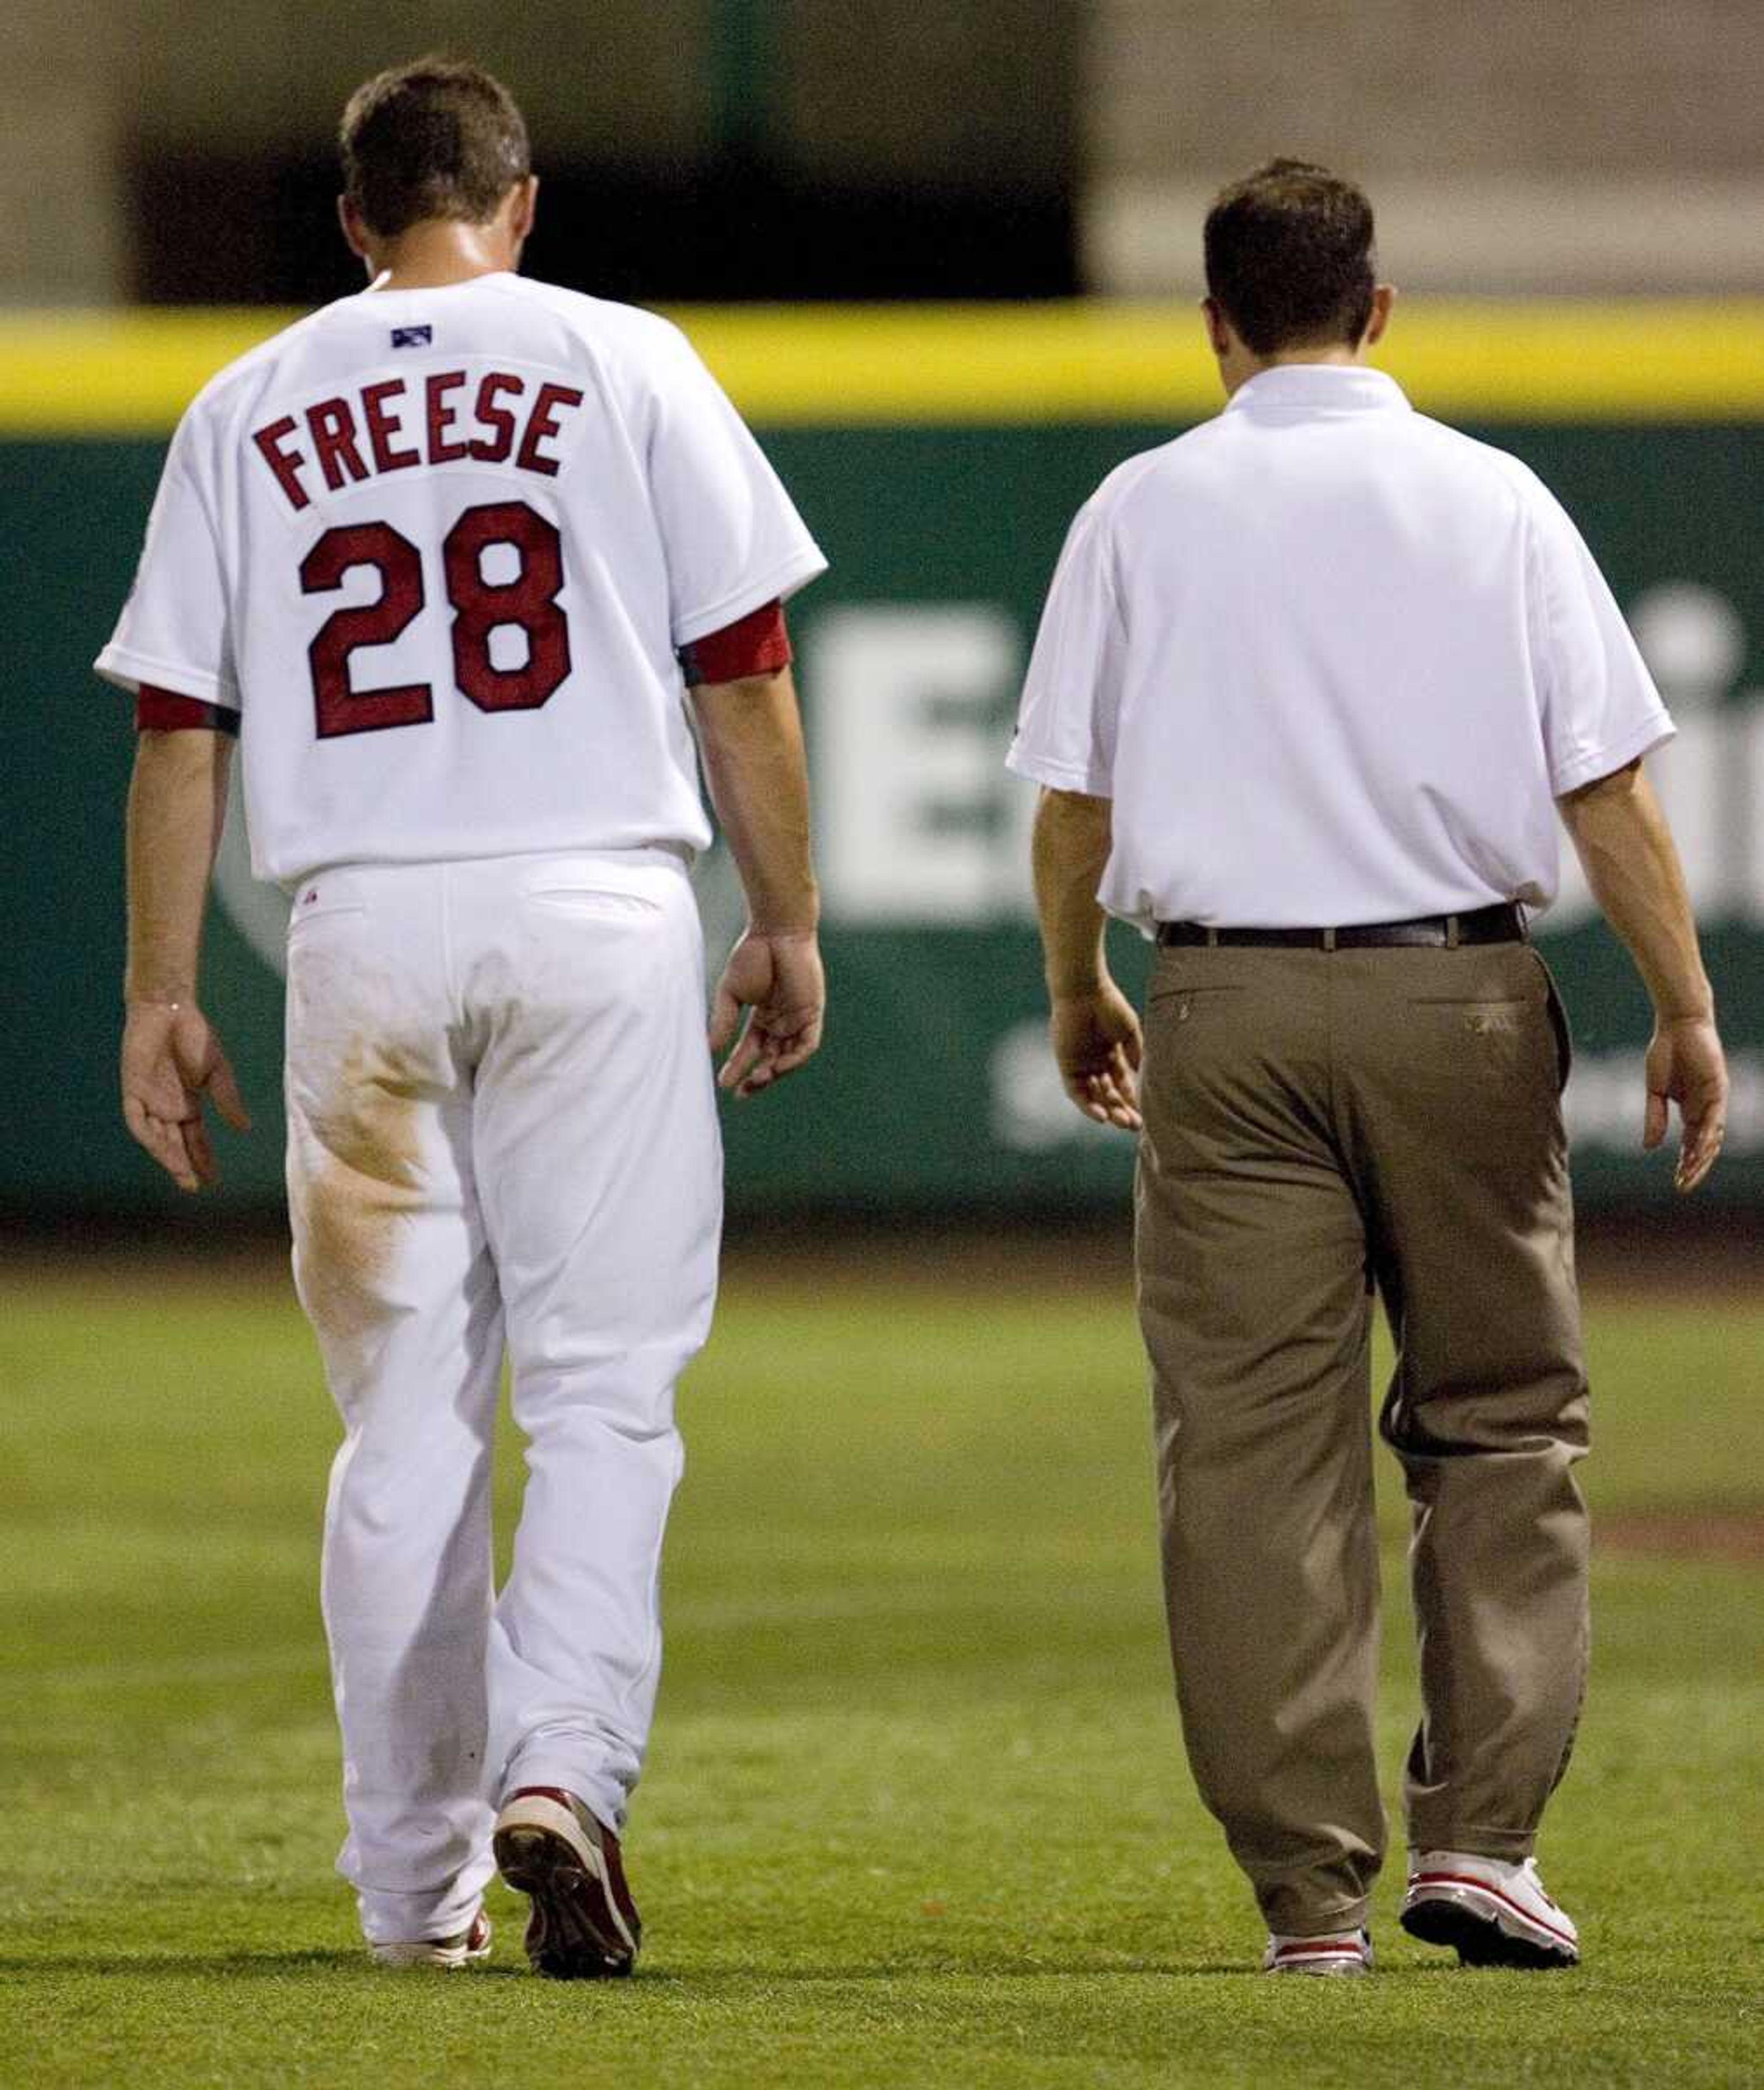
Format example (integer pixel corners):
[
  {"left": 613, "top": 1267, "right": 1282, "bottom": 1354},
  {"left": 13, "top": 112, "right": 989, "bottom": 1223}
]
[{"left": 2, "top": 305, "right": 1760, "bottom": 1216}]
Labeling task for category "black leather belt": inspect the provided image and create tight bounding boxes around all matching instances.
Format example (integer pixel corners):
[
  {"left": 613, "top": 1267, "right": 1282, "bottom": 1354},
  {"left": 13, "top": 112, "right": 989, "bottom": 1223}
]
[{"left": 1156, "top": 903, "right": 1525, "bottom": 951}]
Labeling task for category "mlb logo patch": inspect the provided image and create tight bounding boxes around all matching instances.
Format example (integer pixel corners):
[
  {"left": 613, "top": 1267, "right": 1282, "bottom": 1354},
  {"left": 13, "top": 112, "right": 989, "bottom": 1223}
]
[{"left": 390, "top": 325, "right": 433, "bottom": 349}]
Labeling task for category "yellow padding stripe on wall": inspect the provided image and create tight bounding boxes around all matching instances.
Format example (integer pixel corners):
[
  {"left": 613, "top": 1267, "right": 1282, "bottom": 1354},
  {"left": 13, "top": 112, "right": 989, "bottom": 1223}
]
[{"left": 2, "top": 301, "right": 1763, "bottom": 433}]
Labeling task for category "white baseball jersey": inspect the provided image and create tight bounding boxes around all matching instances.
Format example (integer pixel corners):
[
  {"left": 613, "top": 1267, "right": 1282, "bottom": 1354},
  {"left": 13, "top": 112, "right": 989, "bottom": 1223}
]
[
  {"left": 1008, "top": 364, "right": 1674, "bottom": 929},
  {"left": 97, "top": 272, "right": 826, "bottom": 887}
]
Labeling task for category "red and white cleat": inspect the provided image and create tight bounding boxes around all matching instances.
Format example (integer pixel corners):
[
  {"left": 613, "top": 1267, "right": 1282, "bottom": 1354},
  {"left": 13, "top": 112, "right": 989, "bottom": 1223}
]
[
  {"left": 1262, "top": 1927, "right": 1374, "bottom": 1976},
  {"left": 369, "top": 1908, "right": 492, "bottom": 1970},
  {"left": 1400, "top": 1850, "right": 1580, "bottom": 1969},
  {"left": 492, "top": 1785, "right": 642, "bottom": 1979}
]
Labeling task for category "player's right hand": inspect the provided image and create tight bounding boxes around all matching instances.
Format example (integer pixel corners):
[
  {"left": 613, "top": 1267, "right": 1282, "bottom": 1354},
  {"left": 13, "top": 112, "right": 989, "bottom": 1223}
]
[
  {"left": 709, "top": 931, "right": 825, "bottom": 1098},
  {"left": 121, "top": 1001, "right": 253, "bottom": 1193},
  {"left": 1051, "top": 977, "right": 1143, "bottom": 1132},
  {"left": 1643, "top": 1014, "right": 1727, "bottom": 1193}
]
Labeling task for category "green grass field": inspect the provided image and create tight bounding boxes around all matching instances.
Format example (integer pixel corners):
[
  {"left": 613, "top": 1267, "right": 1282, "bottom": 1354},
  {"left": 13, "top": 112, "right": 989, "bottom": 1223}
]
[{"left": 2, "top": 1252, "right": 1761, "bottom": 2088}]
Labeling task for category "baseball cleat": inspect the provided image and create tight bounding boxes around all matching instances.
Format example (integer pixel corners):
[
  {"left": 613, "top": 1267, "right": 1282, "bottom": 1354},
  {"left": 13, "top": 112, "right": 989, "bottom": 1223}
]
[
  {"left": 1400, "top": 1850, "right": 1579, "bottom": 1968},
  {"left": 1262, "top": 1927, "right": 1374, "bottom": 1976},
  {"left": 492, "top": 1785, "right": 642, "bottom": 1979},
  {"left": 369, "top": 1908, "right": 492, "bottom": 1969}
]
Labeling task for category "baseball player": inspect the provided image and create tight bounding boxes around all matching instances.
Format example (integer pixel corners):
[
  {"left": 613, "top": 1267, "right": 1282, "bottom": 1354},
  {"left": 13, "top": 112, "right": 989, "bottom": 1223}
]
[
  {"left": 100, "top": 57, "right": 826, "bottom": 1977},
  {"left": 1012, "top": 162, "right": 1726, "bottom": 1975}
]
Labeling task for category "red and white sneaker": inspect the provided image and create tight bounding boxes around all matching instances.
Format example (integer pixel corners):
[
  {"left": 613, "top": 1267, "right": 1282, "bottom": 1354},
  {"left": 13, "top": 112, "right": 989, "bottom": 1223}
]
[
  {"left": 1262, "top": 1927, "right": 1374, "bottom": 1976},
  {"left": 1400, "top": 1850, "right": 1580, "bottom": 1968},
  {"left": 492, "top": 1785, "right": 642, "bottom": 1979},
  {"left": 369, "top": 1908, "right": 492, "bottom": 1970}
]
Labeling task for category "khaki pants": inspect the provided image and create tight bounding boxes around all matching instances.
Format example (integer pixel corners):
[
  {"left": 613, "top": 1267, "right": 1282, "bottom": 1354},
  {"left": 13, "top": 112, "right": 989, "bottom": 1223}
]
[{"left": 1135, "top": 938, "right": 1588, "bottom": 1938}]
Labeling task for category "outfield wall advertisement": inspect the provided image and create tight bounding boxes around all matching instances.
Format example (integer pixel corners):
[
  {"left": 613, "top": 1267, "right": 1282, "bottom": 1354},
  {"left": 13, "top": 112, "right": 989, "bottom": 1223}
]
[{"left": 2, "top": 305, "right": 1760, "bottom": 1215}]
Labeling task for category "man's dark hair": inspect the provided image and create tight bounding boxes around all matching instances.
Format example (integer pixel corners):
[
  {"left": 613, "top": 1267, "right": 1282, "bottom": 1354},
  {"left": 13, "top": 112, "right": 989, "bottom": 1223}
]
[
  {"left": 340, "top": 57, "right": 530, "bottom": 238},
  {"left": 1203, "top": 160, "right": 1377, "bottom": 356}
]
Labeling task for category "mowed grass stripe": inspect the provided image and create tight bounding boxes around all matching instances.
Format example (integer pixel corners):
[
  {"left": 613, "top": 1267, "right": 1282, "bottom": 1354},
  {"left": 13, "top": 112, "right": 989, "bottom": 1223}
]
[{"left": 0, "top": 1269, "right": 1759, "bottom": 2087}]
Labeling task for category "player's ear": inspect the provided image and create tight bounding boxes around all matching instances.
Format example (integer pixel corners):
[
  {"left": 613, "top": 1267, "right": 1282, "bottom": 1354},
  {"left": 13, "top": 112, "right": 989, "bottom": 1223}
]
[
  {"left": 1363, "top": 284, "right": 1396, "bottom": 349},
  {"left": 1201, "top": 297, "right": 1232, "bottom": 359},
  {"left": 337, "top": 194, "right": 370, "bottom": 262},
  {"left": 511, "top": 176, "right": 539, "bottom": 245}
]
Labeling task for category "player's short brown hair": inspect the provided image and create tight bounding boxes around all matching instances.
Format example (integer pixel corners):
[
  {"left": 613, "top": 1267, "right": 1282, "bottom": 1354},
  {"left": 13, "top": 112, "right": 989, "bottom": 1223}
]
[
  {"left": 1203, "top": 160, "right": 1377, "bottom": 356},
  {"left": 340, "top": 56, "right": 531, "bottom": 239}
]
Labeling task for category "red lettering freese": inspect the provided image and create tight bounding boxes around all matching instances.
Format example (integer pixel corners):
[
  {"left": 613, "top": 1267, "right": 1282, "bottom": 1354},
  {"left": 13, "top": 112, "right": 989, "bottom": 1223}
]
[
  {"left": 470, "top": 373, "right": 524, "bottom": 464},
  {"left": 516, "top": 384, "right": 585, "bottom": 477},
  {"left": 425, "top": 371, "right": 470, "bottom": 464},
  {"left": 361, "top": 380, "right": 419, "bottom": 473},
  {"left": 306, "top": 397, "right": 371, "bottom": 493},
  {"left": 252, "top": 415, "right": 311, "bottom": 512}
]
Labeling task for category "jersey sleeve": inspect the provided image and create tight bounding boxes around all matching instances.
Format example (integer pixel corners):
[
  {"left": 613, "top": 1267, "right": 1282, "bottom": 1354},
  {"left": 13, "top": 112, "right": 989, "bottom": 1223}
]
[
  {"left": 1523, "top": 478, "right": 1674, "bottom": 795},
  {"left": 1006, "top": 500, "right": 1125, "bottom": 798},
  {"left": 94, "top": 412, "right": 239, "bottom": 710},
  {"left": 644, "top": 326, "right": 827, "bottom": 648}
]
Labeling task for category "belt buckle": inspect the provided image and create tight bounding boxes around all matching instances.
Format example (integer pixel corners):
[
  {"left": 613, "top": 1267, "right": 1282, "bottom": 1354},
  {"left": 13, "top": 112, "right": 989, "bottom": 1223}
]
[{"left": 1322, "top": 926, "right": 1337, "bottom": 952}]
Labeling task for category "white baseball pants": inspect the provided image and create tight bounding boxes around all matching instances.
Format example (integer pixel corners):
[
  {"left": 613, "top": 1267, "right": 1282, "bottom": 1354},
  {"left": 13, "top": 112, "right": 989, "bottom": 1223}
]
[{"left": 283, "top": 849, "right": 721, "bottom": 1947}]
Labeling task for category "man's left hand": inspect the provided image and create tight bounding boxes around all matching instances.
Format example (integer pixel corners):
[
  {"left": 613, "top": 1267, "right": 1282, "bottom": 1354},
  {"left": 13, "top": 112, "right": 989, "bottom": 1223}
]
[
  {"left": 121, "top": 1001, "right": 252, "bottom": 1192},
  {"left": 1051, "top": 978, "right": 1143, "bottom": 1131}
]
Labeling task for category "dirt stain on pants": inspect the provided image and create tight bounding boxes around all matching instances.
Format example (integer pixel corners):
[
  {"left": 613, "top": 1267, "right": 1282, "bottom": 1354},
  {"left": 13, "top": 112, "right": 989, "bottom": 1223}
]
[{"left": 290, "top": 1037, "right": 427, "bottom": 1348}]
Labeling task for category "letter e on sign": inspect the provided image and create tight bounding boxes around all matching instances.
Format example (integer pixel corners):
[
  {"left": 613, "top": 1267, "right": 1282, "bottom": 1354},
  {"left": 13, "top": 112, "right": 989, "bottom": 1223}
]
[{"left": 809, "top": 606, "right": 1027, "bottom": 924}]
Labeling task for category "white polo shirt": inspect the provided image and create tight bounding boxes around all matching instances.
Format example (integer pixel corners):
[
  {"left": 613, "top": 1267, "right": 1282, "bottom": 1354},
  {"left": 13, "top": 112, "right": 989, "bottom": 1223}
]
[{"left": 1007, "top": 364, "right": 1674, "bottom": 929}]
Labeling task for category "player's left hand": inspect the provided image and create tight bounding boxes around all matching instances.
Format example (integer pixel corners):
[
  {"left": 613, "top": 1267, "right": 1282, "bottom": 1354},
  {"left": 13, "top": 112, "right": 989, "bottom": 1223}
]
[
  {"left": 710, "top": 931, "right": 825, "bottom": 1098},
  {"left": 121, "top": 1001, "right": 253, "bottom": 1192},
  {"left": 1052, "top": 977, "right": 1143, "bottom": 1131}
]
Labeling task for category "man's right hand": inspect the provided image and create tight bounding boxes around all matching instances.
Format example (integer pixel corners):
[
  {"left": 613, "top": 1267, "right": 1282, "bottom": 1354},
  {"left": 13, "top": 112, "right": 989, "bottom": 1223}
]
[
  {"left": 121, "top": 1001, "right": 252, "bottom": 1192},
  {"left": 709, "top": 931, "right": 825, "bottom": 1098},
  {"left": 1558, "top": 763, "right": 1726, "bottom": 1193},
  {"left": 1643, "top": 1014, "right": 1728, "bottom": 1192}
]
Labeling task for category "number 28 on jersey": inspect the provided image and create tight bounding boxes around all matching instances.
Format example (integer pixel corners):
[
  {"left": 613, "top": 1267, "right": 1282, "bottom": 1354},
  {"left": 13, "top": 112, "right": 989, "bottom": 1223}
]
[{"left": 254, "top": 369, "right": 581, "bottom": 740}]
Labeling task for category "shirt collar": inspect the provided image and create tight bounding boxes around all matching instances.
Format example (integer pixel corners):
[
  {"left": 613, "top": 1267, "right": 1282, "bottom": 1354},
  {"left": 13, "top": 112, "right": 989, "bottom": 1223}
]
[{"left": 1224, "top": 364, "right": 1412, "bottom": 419}]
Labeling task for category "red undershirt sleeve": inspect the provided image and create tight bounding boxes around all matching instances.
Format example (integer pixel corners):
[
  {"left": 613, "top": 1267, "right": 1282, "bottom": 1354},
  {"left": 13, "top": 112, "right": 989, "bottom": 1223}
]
[
  {"left": 677, "top": 600, "right": 791, "bottom": 687},
  {"left": 135, "top": 685, "right": 241, "bottom": 735}
]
